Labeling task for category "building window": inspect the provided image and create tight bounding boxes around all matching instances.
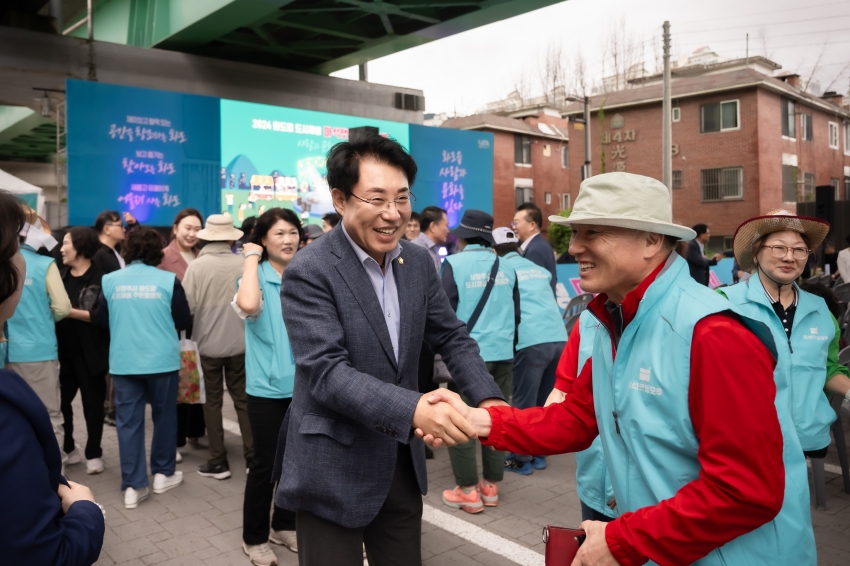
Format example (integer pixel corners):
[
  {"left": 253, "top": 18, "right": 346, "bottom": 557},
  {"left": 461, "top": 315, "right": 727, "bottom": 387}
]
[
  {"left": 561, "top": 146, "right": 569, "bottom": 168},
  {"left": 782, "top": 165, "right": 797, "bottom": 202},
  {"left": 700, "top": 100, "right": 738, "bottom": 133},
  {"left": 829, "top": 122, "right": 839, "bottom": 149},
  {"left": 845, "top": 122, "right": 850, "bottom": 154},
  {"left": 831, "top": 178, "right": 840, "bottom": 200},
  {"left": 544, "top": 192, "right": 551, "bottom": 204},
  {"left": 781, "top": 98, "right": 796, "bottom": 138},
  {"left": 801, "top": 114, "right": 813, "bottom": 141},
  {"left": 672, "top": 107, "right": 681, "bottom": 122},
  {"left": 562, "top": 193, "right": 571, "bottom": 210},
  {"left": 701, "top": 166, "right": 743, "bottom": 201},
  {"left": 515, "top": 186, "right": 533, "bottom": 208},
  {"left": 514, "top": 135, "right": 531, "bottom": 165},
  {"left": 846, "top": 177, "right": 850, "bottom": 200},
  {"left": 801, "top": 172, "right": 815, "bottom": 202},
  {"left": 672, "top": 170, "right": 682, "bottom": 189}
]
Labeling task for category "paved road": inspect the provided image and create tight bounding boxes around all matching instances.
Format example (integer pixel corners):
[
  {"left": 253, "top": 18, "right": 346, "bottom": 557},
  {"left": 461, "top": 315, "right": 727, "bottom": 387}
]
[{"left": 61, "top": 393, "right": 850, "bottom": 565}]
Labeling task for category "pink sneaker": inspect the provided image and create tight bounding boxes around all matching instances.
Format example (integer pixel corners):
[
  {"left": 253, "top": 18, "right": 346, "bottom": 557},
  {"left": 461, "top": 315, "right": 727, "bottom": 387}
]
[
  {"left": 478, "top": 480, "right": 499, "bottom": 507},
  {"left": 442, "top": 485, "right": 484, "bottom": 514}
]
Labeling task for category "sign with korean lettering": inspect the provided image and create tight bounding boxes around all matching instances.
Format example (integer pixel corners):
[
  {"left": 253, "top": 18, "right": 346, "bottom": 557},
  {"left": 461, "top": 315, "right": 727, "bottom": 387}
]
[
  {"left": 219, "top": 99, "right": 409, "bottom": 227},
  {"left": 67, "top": 79, "right": 221, "bottom": 226},
  {"left": 408, "top": 125, "right": 493, "bottom": 228}
]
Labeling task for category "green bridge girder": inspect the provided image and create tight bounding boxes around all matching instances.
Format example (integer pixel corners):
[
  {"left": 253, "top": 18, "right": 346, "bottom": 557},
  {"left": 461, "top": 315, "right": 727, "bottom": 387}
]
[{"left": 67, "top": 0, "right": 565, "bottom": 74}]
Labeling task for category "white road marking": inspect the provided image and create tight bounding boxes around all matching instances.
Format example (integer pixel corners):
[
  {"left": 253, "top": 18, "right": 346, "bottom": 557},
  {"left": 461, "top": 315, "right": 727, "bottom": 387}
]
[
  {"left": 222, "top": 418, "right": 545, "bottom": 565},
  {"left": 807, "top": 459, "right": 844, "bottom": 475}
]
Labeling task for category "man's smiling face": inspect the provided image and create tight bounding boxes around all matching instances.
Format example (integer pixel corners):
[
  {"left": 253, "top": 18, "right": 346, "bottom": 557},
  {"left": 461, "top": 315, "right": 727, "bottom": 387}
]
[{"left": 333, "top": 157, "right": 411, "bottom": 265}]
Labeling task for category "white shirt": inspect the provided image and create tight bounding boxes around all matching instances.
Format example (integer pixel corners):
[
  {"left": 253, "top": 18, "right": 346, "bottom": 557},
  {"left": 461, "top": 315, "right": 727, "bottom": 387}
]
[{"left": 520, "top": 232, "right": 539, "bottom": 253}]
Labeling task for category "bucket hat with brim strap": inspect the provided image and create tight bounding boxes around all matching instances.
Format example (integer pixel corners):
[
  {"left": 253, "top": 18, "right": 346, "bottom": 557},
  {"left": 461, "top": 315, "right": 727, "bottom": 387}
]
[
  {"left": 197, "top": 214, "right": 243, "bottom": 241},
  {"left": 451, "top": 209, "right": 495, "bottom": 245},
  {"left": 732, "top": 209, "right": 830, "bottom": 272},
  {"left": 548, "top": 172, "right": 696, "bottom": 241}
]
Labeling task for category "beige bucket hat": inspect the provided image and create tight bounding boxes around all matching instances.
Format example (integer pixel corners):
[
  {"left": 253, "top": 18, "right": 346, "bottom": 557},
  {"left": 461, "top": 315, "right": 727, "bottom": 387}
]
[
  {"left": 197, "top": 214, "right": 243, "bottom": 241},
  {"left": 732, "top": 209, "right": 829, "bottom": 271},
  {"left": 549, "top": 172, "right": 696, "bottom": 240}
]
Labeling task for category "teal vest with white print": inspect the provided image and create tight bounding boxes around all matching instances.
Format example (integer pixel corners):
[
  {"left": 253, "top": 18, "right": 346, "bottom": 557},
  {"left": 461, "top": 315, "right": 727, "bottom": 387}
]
[
  {"left": 721, "top": 276, "right": 836, "bottom": 452},
  {"left": 587, "top": 255, "right": 815, "bottom": 565},
  {"left": 574, "top": 310, "right": 617, "bottom": 518},
  {"left": 502, "top": 252, "right": 567, "bottom": 350},
  {"left": 242, "top": 261, "right": 295, "bottom": 399},
  {"left": 444, "top": 245, "right": 517, "bottom": 362},
  {"left": 101, "top": 262, "right": 180, "bottom": 375},
  {"left": 7, "top": 245, "right": 58, "bottom": 363}
]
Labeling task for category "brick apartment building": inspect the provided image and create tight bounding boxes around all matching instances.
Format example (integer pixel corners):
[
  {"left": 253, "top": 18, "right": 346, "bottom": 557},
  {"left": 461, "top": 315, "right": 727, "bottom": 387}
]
[
  {"left": 440, "top": 110, "right": 571, "bottom": 232},
  {"left": 562, "top": 56, "right": 850, "bottom": 250}
]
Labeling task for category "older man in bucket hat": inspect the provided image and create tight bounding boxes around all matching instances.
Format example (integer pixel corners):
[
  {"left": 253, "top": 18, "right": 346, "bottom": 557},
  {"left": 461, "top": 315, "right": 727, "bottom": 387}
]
[
  {"left": 422, "top": 173, "right": 816, "bottom": 565},
  {"left": 182, "top": 214, "right": 254, "bottom": 480}
]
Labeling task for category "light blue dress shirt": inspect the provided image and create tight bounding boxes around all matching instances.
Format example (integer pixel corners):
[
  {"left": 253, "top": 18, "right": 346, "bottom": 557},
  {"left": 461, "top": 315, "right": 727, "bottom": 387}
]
[{"left": 341, "top": 223, "right": 402, "bottom": 362}]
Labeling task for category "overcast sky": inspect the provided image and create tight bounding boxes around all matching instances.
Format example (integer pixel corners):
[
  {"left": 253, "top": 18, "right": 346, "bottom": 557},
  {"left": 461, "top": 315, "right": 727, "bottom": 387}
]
[{"left": 331, "top": 0, "right": 850, "bottom": 116}]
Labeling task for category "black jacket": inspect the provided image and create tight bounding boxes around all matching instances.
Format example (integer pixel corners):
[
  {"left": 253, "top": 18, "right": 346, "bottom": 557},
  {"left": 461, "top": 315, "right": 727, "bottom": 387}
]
[
  {"left": 56, "top": 264, "right": 110, "bottom": 376},
  {"left": 686, "top": 239, "right": 717, "bottom": 286}
]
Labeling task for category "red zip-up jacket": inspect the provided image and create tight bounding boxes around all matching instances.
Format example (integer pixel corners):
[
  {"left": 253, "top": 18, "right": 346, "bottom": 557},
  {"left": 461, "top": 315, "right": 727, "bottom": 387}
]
[{"left": 482, "top": 263, "right": 785, "bottom": 566}]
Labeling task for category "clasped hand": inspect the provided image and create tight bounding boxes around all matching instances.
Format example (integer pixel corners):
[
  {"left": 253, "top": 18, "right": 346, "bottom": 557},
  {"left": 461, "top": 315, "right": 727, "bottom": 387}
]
[{"left": 412, "top": 390, "right": 499, "bottom": 447}]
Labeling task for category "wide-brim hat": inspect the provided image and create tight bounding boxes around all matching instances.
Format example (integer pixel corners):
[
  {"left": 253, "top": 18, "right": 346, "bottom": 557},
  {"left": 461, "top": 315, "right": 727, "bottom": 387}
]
[
  {"left": 732, "top": 209, "right": 830, "bottom": 271},
  {"left": 197, "top": 214, "right": 243, "bottom": 241},
  {"left": 451, "top": 209, "right": 495, "bottom": 244},
  {"left": 548, "top": 172, "right": 696, "bottom": 241}
]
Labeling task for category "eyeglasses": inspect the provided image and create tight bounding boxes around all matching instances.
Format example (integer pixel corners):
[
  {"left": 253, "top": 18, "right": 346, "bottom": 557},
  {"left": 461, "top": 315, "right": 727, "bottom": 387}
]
[
  {"left": 350, "top": 192, "right": 416, "bottom": 210},
  {"left": 762, "top": 245, "right": 811, "bottom": 260}
]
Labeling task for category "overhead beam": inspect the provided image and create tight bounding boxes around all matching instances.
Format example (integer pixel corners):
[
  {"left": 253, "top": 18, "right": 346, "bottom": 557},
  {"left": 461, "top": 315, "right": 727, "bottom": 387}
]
[
  {"left": 336, "top": 0, "right": 441, "bottom": 25},
  {"left": 308, "top": 0, "right": 565, "bottom": 75}
]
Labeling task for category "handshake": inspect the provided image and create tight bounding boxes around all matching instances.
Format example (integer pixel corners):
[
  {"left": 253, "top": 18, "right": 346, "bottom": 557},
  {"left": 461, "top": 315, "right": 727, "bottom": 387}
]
[{"left": 411, "top": 389, "right": 504, "bottom": 447}]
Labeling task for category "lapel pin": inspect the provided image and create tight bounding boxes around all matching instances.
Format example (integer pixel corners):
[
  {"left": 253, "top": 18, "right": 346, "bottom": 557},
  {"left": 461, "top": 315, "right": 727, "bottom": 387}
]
[{"left": 398, "top": 257, "right": 404, "bottom": 265}]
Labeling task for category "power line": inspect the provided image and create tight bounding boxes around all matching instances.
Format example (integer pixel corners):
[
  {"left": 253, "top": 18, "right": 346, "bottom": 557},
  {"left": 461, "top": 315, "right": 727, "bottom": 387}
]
[
  {"left": 673, "top": 1, "right": 850, "bottom": 28},
  {"left": 676, "top": 29, "right": 850, "bottom": 48},
  {"left": 679, "top": 14, "right": 850, "bottom": 36}
]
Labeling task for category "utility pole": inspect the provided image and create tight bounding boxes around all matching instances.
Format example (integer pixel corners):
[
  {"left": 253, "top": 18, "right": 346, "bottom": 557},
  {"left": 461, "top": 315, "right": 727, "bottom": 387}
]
[
  {"left": 662, "top": 21, "right": 672, "bottom": 192},
  {"left": 583, "top": 96, "right": 591, "bottom": 180}
]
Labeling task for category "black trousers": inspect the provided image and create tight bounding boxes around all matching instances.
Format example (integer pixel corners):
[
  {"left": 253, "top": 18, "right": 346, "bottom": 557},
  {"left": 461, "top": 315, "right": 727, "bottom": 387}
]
[
  {"left": 59, "top": 354, "right": 107, "bottom": 460},
  {"left": 176, "top": 403, "right": 206, "bottom": 448},
  {"left": 296, "top": 444, "right": 422, "bottom": 566},
  {"left": 243, "top": 395, "right": 296, "bottom": 544}
]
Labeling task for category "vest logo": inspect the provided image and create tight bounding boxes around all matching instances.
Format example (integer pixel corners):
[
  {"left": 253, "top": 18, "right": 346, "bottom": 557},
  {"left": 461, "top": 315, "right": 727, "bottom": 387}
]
[
  {"left": 803, "top": 327, "right": 828, "bottom": 340},
  {"left": 629, "top": 381, "right": 663, "bottom": 396},
  {"left": 639, "top": 367, "right": 650, "bottom": 382},
  {"left": 24, "top": 278, "right": 33, "bottom": 286}
]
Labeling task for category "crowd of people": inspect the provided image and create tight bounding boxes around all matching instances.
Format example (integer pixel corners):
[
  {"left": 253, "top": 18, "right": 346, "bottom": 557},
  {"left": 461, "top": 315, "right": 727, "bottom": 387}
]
[{"left": 1, "top": 132, "right": 849, "bottom": 566}]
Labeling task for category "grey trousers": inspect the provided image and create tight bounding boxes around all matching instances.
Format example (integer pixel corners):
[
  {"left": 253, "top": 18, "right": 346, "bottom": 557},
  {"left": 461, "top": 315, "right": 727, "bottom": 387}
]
[{"left": 8, "top": 360, "right": 64, "bottom": 453}]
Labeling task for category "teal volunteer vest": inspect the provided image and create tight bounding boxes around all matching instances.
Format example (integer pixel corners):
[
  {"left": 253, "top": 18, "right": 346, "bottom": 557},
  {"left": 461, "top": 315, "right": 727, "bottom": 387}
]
[
  {"left": 443, "top": 245, "right": 517, "bottom": 362},
  {"left": 574, "top": 311, "right": 617, "bottom": 519},
  {"left": 721, "top": 276, "right": 836, "bottom": 452},
  {"left": 241, "top": 261, "right": 295, "bottom": 399},
  {"left": 7, "top": 245, "right": 58, "bottom": 363},
  {"left": 588, "top": 255, "right": 815, "bottom": 565},
  {"left": 101, "top": 262, "right": 180, "bottom": 375},
  {"left": 502, "top": 252, "right": 567, "bottom": 350}
]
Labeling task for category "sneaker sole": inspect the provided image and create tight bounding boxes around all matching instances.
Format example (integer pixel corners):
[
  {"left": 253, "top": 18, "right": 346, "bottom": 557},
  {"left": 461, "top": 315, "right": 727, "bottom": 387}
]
[
  {"left": 441, "top": 495, "right": 484, "bottom": 514},
  {"left": 124, "top": 492, "right": 148, "bottom": 509},
  {"left": 481, "top": 496, "right": 499, "bottom": 507},
  {"left": 153, "top": 480, "right": 183, "bottom": 494},
  {"left": 86, "top": 466, "right": 105, "bottom": 475},
  {"left": 243, "top": 543, "right": 279, "bottom": 566},
  {"left": 504, "top": 466, "right": 534, "bottom": 475},
  {"left": 197, "top": 470, "right": 232, "bottom": 480},
  {"left": 268, "top": 538, "right": 298, "bottom": 553}
]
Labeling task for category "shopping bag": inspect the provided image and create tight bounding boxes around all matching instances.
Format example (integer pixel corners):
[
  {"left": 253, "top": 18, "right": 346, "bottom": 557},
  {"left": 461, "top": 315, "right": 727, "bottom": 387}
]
[{"left": 178, "top": 332, "right": 206, "bottom": 404}]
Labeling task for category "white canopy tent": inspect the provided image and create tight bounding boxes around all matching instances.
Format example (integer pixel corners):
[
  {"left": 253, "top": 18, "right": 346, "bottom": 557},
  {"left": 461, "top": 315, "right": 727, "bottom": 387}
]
[{"left": 0, "top": 167, "right": 45, "bottom": 216}]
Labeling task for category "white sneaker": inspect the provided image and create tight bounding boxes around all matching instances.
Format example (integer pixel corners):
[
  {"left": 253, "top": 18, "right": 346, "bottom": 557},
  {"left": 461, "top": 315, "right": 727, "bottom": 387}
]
[
  {"left": 86, "top": 458, "right": 105, "bottom": 475},
  {"left": 176, "top": 450, "right": 183, "bottom": 463},
  {"left": 65, "top": 448, "right": 82, "bottom": 465},
  {"left": 153, "top": 471, "right": 183, "bottom": 494},
  {"left": 124, "top": 487, "right": 149, "bottom": 509},
  {"left": 269, "top": 530, "right": 298, "bottom": 553},
  {"left": 243, "top": 542, "right": 278, "bottom": 566}
]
